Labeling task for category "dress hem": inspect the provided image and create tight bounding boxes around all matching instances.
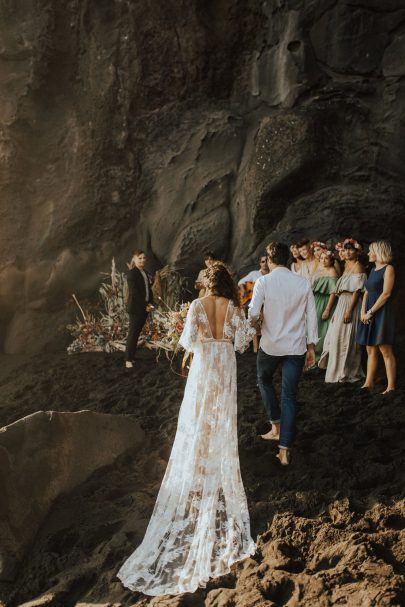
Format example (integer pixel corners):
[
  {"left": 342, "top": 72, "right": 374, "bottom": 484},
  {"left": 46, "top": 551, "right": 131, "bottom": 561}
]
[{"left": 117, "top": 542, "right": 257, "bottom": 597}]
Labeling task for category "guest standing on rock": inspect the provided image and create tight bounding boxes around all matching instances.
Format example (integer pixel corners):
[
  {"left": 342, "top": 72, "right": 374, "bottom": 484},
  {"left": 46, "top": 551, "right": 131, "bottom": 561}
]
[
  {"left": 249, "top": 242, "right": 318, "bottom": 466},
  {"left": 238, "top": 254, "right": 269, "bottom": 308},
  {"left": 335, "top": 241, "right": 346, "bottom": 274},
  {"left": 298, "top": 239, "right": 318, "bottom": 283},
  {"left": 312, "top": 240, "right": 327, "bottom": 263},
  {"left": 312, "top": 240, "right": 341, "bottom": 276},
  {"left": 290, "top": 243, "right": 303, "bottom": 275},
  {"left": 194, "top": 250, "right": 215, "bottom": 298},
  {"left": 357, "top": 240, "right": 396, "bottom": 394},
  {"left": 319, "top": 239, "right": 366, "bottom": 382},
  {"left": 312, "top": 250, "right": 338, "bottom": 362},
  {"left": 118, "top": 262, "right": 256, "bottom": 595},
  {"left": 125, "top": 249, "right": 154, "bottom": 369}
]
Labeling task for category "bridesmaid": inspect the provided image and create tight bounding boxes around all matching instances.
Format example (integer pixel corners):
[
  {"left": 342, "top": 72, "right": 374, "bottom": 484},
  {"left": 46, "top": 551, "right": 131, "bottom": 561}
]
[
  {"left": 312, "top": 241, "right": 327, "bottom": 263},
  {"left": 357, "top": 240, "right": 396, "bottom": 393},
  {"left": 319, "top": 239, "right": 366, "bottom": 382},
  {"left": 312, "top": 250, "right": 338, "bottom": 362},
  {"left": 313, "top": 240, "right": 341, "bottom": 277},
  {"left": 335, "top": 241, "right": 346, "bottom": 275},
  {"left": 290, "top": 243, "right": 303, "bottom": 275},
  {"left": 297, "top": 239, "right": 318, "bottom": 283}
]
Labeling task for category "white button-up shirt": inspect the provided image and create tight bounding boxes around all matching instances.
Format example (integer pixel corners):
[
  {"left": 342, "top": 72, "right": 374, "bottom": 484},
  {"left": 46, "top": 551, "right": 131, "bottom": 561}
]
[
  {"left": 139, "top": 269, "right": 150, "bottom": 302},
  {"left": 238, "top": 269, "right": 263, "bottom": 286},
  {"left": 249, "top": 266, "right": 318, "bottom": 356}
]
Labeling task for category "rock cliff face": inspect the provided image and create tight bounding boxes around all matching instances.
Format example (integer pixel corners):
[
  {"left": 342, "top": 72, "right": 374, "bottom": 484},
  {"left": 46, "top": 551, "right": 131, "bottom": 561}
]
[{"left": 1, "top": 0, "right": 405, "bottom": 353}]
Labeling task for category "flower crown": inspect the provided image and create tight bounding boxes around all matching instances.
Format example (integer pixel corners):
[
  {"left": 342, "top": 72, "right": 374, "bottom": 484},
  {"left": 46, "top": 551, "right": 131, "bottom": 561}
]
[
  {"left": 343, "top": 238, "right": 362, "bottom": 250},
  {"left": 321, "top": 249, "right": 334, "bottom": 257},
  {"left": 311, "top": 241, "right": 327, "bottom": 250}
]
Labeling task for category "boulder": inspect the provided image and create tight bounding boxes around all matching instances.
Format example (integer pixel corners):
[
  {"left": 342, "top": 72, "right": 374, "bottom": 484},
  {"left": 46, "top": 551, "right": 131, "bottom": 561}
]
[{"left": 0, "top": 410, "right": 144, "bottom": 581}]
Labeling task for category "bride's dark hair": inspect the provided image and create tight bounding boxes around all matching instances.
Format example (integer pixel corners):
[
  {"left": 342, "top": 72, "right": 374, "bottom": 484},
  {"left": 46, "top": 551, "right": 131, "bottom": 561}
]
[{"left": 204, "top": 262, "right": 240, "bottom": 307}]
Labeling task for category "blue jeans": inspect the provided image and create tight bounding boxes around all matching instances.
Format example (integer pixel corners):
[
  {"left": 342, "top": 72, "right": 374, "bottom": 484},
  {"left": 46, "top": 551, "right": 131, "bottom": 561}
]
[{"left": 257, "top": 349, "right": 305, "bottom": 449}]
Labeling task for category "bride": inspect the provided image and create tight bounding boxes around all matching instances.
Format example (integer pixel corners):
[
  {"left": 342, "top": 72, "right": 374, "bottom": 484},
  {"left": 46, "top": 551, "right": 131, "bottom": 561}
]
[{"left": 117, "top": 262, "right": 257, "bottom": 596}]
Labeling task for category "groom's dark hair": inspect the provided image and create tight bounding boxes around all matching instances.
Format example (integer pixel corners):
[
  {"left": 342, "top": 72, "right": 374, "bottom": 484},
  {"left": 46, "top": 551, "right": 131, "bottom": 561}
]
[{"left": 266, "top": 242, "right": 290, "bottom": 266}]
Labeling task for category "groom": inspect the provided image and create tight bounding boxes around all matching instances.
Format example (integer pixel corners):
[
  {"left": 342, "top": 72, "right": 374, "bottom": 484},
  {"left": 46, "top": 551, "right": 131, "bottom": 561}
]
[
  {"left": 125, "top": 249, "right": 154, "bottom": 368},
  {"left": 249, "top": 242, "right": 318, "bottom": 465}
]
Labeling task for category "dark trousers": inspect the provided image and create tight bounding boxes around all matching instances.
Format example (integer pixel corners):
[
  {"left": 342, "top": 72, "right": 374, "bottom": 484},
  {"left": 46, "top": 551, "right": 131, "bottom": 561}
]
[
  {"left": 256, "top": 348, "right": 305, "bottom": 449},
  {"left": 126, "top": 312, "right": 147, "bottom": 361}
]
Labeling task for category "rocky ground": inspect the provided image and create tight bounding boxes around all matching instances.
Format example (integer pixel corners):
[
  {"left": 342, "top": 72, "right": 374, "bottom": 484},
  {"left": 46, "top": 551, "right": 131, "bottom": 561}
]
[{"left": 0, "top": 345, "right": 404, "bottom": 607}]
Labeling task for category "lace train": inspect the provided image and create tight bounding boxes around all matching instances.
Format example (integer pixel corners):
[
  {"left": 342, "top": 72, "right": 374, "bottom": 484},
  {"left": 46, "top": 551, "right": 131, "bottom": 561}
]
[{"left": 117, "top": 300, "right": 256, "bottom": 595}]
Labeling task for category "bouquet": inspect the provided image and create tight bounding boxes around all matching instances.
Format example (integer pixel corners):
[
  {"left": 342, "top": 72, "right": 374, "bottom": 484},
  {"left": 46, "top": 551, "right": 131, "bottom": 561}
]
[{"left": 142, "top": 302, "right": 190, "bottom": 357}]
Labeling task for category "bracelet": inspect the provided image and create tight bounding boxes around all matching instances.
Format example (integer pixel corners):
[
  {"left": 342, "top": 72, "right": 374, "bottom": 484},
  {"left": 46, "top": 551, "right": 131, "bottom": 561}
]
[{"left": 367, "top": 309, "right": 374, "bottom": 317}]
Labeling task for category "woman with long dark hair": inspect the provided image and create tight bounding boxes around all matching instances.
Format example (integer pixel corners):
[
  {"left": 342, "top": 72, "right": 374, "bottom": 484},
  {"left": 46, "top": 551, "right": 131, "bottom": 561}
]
[
  {"left": 319, "top": 239, "right": 366, "bottom": 382},
  {"left": 118, "top": 262, "right": 256, "bottom": 596}
]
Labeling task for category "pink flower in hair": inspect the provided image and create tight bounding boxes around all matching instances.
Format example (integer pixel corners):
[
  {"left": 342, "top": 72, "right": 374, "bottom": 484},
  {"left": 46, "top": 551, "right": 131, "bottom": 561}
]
[
  {"left": 343, "top": 238, "right": 362, "bottom": 250},
  {"left": 311, "top": 241, "right": 327, "bottom": 250}
]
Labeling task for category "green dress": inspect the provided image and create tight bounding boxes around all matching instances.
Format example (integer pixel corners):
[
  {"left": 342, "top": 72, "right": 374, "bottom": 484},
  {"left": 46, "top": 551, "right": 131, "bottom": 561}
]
[{"left": 313, "top": 275, "right": 338, "bottom": 362}]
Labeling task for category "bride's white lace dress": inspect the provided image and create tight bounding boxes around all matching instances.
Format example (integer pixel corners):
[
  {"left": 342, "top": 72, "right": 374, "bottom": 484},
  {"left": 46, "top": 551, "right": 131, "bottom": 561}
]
[{"left": 117, "top": 298, "right": 256, "bottom": 596}]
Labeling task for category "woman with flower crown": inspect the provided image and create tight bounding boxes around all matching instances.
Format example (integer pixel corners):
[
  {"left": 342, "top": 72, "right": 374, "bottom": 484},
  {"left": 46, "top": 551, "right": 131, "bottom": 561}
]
[
  {"left": 319, "top": 239, "right": 367, "bottom": 382},
  {"left": 117, "top": 262, "right": 256, "bottom": 596},
  {"left": 312, "top": 250, "right": 338, "bottom": 362},
  {"left": 335, "top": 241, "right": 346, "bottom": 275}
]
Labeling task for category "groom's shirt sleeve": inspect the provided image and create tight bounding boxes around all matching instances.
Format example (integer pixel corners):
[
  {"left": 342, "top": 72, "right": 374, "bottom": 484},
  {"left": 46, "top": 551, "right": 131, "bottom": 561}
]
[
  {"left": 248, "top": 277, "right": 265, "bottom": 319},
  {"left": 306, "top": 286, "right": 318, "bottom": 345}
]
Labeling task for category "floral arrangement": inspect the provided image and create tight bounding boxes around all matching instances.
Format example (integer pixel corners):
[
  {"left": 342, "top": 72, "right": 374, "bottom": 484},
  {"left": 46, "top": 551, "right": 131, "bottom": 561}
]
[
  {"left": 142, "top": 302, "right": 190, "bottom": 357},
  {"left": 67, "top": 259, "right": 129, "bottom": 353},
  {"left": 67, "top": 259, "right": 190, "bottom": 359}
]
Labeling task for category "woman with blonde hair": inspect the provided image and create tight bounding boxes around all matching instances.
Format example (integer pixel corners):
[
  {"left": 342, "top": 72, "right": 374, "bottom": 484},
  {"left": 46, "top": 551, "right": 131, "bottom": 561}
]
[{"left": 357, "top": 240, "right": 396, "bottom": 393}]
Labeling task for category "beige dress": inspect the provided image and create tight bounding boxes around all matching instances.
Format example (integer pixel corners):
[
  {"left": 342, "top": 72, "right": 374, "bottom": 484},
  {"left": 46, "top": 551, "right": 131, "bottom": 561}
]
[
  {"left": 319, "top": 272, "right": 366, "bottom": 383},
  {"left": 292, "top": 259, "right": 318, "bottom": 284}
]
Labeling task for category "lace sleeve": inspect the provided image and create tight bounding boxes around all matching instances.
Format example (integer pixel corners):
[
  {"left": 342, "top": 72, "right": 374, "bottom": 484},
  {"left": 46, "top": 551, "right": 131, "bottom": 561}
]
[
  {"left": 178, "top": 301, "right": 199, "bottom": 353},
  {"left": 232, "top": 306, "right": 256, "bottom": 354}
]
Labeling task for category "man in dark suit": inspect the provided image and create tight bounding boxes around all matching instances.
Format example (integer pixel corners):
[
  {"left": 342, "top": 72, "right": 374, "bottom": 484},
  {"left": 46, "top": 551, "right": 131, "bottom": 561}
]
[{"left": 125, "top": 249, "right": 154, "bottom": 368}]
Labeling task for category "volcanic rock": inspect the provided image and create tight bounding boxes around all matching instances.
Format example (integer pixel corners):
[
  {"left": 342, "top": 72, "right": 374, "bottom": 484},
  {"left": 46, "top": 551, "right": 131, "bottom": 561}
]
[
  {"left": 1, "top": 1, "right": 405, "bottom": 352},
  {"left": 0, "top": 410, "right": 144, "bottom": 582}
]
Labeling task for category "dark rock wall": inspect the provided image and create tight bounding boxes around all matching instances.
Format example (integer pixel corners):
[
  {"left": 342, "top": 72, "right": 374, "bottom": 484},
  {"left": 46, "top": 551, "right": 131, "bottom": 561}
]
[{"left": 1, "top": 0, "right": 404, "bottom": 353}]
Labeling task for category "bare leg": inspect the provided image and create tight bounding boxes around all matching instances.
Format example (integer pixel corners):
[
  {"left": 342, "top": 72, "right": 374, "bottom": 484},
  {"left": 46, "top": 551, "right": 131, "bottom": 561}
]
[
  {"left": 361, "top": 345, "right": 378, "bottom": 388},
  {"left": 379, "top": 344, "right": 396, "bottom": 393}
]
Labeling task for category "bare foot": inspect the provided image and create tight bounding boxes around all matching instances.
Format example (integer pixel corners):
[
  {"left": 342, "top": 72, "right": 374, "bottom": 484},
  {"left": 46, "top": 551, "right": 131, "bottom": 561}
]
[
  {"left": 125, "top": 361, "right": 134, "bottom": 369},
  {"left": 276, "top": 448, "right": 291, "bottom": 466},
  {"left": 360, "top": 384, "right": 373, "bottom": 390},
  {"left": 381, "top": 388, "right": 395, "bottom": 395},
  {"left": 260, "top": 430, "right": 280, "bottom": 441}
]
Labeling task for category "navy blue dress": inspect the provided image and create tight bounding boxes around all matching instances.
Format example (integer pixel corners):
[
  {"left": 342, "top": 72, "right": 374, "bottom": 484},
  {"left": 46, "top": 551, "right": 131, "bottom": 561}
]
[{"left": 357, "top": 265, "right": 395, "bottom": 346}]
